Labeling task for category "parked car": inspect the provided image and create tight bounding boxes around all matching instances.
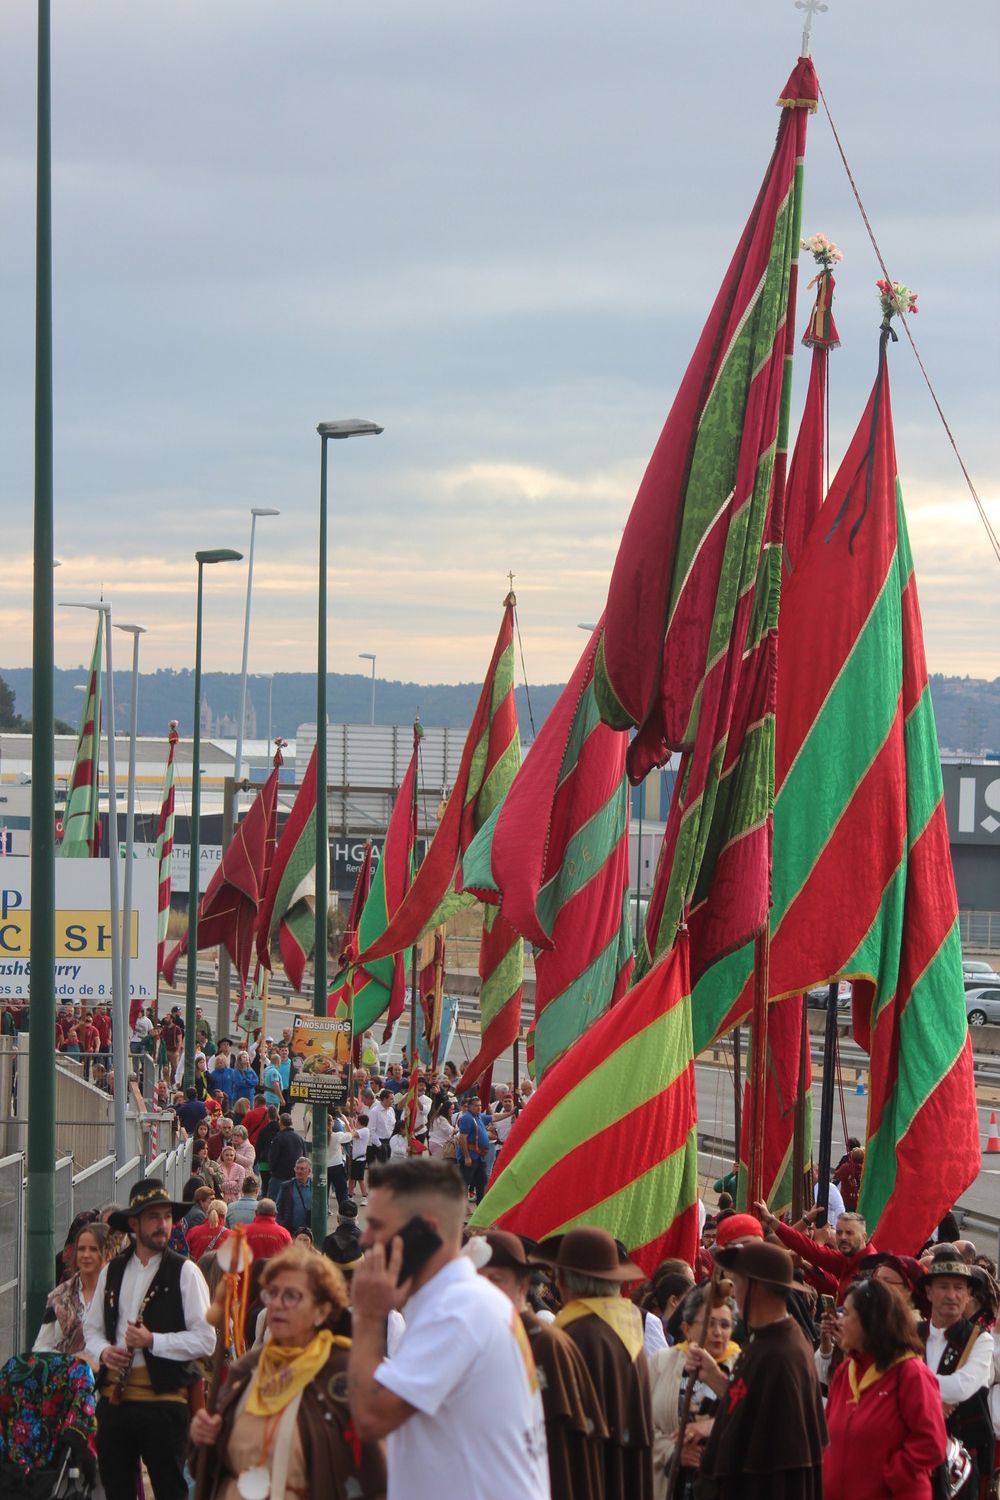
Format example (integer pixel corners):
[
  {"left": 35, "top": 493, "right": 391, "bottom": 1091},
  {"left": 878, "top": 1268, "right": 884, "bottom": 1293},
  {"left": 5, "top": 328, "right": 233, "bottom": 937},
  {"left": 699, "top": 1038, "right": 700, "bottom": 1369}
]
[
  {"left": 965, "top": 987, "right": 1000, "bottom": 1027},
  {"left": 806, "top": 981, "right": 852, "bottom": 1010},
  {"left": 964, "top": 958, "right": 999, "bottom": 990}
]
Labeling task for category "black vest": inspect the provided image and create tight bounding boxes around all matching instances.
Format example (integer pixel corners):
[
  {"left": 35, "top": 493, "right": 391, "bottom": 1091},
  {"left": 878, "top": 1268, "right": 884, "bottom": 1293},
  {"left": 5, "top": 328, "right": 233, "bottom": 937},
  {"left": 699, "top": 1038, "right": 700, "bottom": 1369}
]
[
  {"left": 103, "top": 1247, "right": 194, "bottom": 1394},
  {"left": 920, "top": 1317, "right": 995, "bottom": 1478}
]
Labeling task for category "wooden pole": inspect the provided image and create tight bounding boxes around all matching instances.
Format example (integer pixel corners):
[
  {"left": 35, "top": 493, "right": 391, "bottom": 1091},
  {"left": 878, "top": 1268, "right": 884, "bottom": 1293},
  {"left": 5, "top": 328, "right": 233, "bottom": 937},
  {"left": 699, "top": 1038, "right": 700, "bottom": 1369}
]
[
  {"left": 815, "top": 983, "right": 839, "bottom": 1225},
  {"left": 745, "top": 931, "right": 770, "bottom": 1209},
  {"left": 791, "top": 996, "right": 809, "bottom": 1220}
]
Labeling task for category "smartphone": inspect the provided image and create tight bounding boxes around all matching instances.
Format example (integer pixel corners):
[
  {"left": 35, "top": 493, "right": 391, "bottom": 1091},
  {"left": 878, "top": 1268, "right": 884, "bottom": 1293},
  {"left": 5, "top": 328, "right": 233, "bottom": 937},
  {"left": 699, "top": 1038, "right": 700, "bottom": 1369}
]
[
  {"left": 396, "top": 1216, "right": 443, "bottom": 1285},
  {"left": 819, "top": 1294, "right": 836, "bottom": 1317}
]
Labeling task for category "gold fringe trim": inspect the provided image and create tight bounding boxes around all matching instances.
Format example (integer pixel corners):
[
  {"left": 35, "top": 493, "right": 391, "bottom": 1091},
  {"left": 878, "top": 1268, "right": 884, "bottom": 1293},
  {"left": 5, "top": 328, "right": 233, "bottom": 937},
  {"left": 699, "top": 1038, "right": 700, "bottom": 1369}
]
[{"left": 776, "top": 96, "right": 818, "bottom": 112}]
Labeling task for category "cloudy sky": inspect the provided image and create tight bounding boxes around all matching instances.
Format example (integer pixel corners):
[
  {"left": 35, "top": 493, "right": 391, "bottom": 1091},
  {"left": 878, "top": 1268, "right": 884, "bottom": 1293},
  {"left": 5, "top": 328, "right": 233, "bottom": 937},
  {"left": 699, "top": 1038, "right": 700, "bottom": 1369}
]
[{"left": 2, "top": 0, "right": 998, "bottom": 692}]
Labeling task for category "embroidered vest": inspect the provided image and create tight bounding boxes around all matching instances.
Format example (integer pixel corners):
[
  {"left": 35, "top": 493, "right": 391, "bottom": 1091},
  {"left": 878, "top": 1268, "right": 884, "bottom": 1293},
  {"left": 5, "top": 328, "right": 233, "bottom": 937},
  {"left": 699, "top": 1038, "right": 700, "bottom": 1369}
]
[{"left": 103, "top": 1247, "right": 194, "bottom": 1394}]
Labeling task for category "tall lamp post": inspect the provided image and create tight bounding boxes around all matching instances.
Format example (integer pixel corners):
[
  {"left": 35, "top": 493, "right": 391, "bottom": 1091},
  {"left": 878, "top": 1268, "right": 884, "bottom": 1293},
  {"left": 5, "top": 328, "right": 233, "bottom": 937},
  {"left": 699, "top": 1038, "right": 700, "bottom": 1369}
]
[
  {"left": 185, "top": 549, "right": 242, "bottom": 1087},
  {"left": 315, "top": 419, "right": 383, "bottom": 1239},
  {"left": 234, "top": 508, "right": 280, "bottom": 789},
  {"left": 114, "top": 623, "right": 146, "bottom": 1055},
  {"left": 358, "top": 653, "right": 376, "bottom": 726},
  {"left": 256, "top": 672, "right": 274, "bottom": 749},
  {"left": 60, "top": 601, "right": 127, "bottom": 1167},
  {"left": 26, "top": 0, "right": 56, "bottom": 1341}
]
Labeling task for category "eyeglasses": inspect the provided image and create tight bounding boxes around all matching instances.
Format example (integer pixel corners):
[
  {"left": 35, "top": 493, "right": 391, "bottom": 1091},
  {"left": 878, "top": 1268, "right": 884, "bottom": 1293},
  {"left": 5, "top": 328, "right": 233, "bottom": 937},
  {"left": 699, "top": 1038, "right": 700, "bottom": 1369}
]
[{"left": 261, "top": 1286, "right": 306, "bottom": 1308}]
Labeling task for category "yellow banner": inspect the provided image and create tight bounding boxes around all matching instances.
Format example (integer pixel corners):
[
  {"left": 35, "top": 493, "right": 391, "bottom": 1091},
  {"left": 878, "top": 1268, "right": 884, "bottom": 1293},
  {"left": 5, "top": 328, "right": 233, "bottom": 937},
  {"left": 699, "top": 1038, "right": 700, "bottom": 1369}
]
[{"left": 0, "top": 912, "right": 140, "bottom": 960}]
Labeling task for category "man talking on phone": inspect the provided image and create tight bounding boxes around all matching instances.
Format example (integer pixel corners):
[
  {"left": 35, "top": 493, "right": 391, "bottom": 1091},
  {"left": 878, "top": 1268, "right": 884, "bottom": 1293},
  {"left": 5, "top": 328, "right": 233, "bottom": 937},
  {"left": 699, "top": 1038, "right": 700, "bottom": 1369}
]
[{"left": 348, "top": 1157, "right": 550, "bottom": 1499}]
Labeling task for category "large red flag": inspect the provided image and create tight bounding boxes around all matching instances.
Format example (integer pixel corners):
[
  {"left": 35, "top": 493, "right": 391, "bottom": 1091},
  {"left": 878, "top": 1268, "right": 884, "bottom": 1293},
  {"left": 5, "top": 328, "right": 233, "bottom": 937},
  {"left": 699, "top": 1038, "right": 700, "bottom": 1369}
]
[{"left": 164, "top": 749, "right": 282, "bottom": 1001}]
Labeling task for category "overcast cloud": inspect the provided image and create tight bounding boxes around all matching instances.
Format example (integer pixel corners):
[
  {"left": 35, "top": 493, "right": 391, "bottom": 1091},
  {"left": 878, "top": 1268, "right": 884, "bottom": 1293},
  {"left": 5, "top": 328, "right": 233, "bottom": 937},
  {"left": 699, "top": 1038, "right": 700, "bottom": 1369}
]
[{"left": 2, "top": 0, "right": 998, "bottom": 690}]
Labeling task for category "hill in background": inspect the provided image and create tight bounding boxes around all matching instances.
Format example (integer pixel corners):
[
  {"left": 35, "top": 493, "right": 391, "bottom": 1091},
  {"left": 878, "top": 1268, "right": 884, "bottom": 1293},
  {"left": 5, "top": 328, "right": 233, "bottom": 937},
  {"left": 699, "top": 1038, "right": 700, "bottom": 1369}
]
[{"left": 2, "top": 667, "right": 997, "bottom": 756}]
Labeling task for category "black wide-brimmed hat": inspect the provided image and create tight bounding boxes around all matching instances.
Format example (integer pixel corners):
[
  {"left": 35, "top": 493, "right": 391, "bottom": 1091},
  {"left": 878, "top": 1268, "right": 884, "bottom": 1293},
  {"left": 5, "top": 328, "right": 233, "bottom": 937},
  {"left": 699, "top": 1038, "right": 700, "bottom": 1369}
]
[
  {"left": 107, "top": 1179, "right": 191, "bottom": 1232},
  {"left": 917, "top": 1244, "right": 974, "bottom": 1289},
  {"left": 712, "top": 1240, "right": 794, "bottom": 1292}
]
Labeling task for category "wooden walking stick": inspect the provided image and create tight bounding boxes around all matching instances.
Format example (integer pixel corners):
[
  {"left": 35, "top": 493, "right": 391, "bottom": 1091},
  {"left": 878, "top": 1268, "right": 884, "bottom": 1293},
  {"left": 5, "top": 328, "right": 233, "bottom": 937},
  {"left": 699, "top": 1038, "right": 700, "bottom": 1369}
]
[
  {"left": 664, "top": 1269, "right": 734, "bottom": 1500},
  {"left": 193, "top": 1225, "right": 254, "bottom": 1500}
]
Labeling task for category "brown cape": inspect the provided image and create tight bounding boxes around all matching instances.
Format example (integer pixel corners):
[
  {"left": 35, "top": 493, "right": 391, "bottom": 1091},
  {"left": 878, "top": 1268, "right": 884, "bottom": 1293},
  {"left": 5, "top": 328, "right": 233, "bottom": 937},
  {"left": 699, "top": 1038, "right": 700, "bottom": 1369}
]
[
  {"left": 558, "top": 1308, "right": 654, "bottom": 1500},
  {"left": 695, "top": 1317, "right": 826, "bottom": 1500},
  {"left": 522, "top": 1310, "right": 608, "bottom": 1500}
]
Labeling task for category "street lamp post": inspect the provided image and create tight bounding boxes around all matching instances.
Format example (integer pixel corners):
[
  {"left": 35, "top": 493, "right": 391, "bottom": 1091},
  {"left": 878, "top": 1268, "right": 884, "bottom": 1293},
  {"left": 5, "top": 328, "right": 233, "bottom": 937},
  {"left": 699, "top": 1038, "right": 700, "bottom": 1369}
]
[
  {"left": 185, "top": 550, "right": 242, "bottom": 1088},
  {"left": 235, "top": 508, "right": 280, "bottom": 788},
  {"left": 60, "top": 601, "right": 127, "bottom": 1166},
  {"left": 358, "top": 653, "right": 376, "bottom": 726},
  {"left": 255, "top": 672, "right": 275, "bottom": 749},
  {"left": 114, "top": 623, "right": 146, "bottom": 1064},
  {"left": 315, "top": 419, "right": 382, "bottom": 1240}
]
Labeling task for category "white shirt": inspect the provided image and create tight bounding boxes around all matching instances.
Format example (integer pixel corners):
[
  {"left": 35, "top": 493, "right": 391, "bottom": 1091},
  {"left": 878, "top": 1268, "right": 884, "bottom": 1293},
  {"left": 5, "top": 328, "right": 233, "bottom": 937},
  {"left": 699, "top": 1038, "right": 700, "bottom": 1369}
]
[
  {"left": 814, "top": 1180, "right": 846, "bottom": 1225},
  {"left": 328, "top": 1125, "right": 353, "bottom": 1168},
  {"left": 83, "top": 1251, "right": 215, "bottom": 1370},
  {"left": 351, "top": 1126, "right": 370, "bottom": 1160},
  {"left": 369, "top": 1101, "right": 397, "bottom": 1145},
  {"left": 375, "top": 1256, "right": 549, "bottom": 1499},
  {"left": 925, "top": 1322, "right": 994, "bottom": 1404},
  {"left": 427, "top": 1117, "right": 456, "bottom": 1156},
  {"left": 414, "top": 1093, "right": 432, "bottom": 1133},
  {"left": 644, "top": 1309, "right": 668, "bottom": 1357},
  {"left": 131, "top": 1015, "right": 152, "bottom": 1041}
]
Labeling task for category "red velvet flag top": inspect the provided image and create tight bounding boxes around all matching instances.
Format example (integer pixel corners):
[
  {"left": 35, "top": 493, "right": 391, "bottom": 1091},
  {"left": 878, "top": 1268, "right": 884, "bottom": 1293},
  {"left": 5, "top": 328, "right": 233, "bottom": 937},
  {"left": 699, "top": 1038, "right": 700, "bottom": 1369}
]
[{"left": 164, "top": 749, "right": 282, "bottom": 1002}]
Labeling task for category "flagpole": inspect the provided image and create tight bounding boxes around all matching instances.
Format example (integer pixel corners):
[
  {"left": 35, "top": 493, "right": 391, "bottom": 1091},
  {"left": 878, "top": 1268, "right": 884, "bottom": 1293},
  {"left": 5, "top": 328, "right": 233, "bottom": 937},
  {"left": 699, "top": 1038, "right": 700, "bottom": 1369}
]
[
  {"left": 26, "top": 0, "right": 57, "bottom": 1338},
  {"left": 814, "top": 982, "right": 839, "bottom": 1223},
  {"left": 115, "top": 623, "right": 145, "bottom": 1031},
  {"left": 408, "top": 717, "right": 421, "bottom": 1070},
  {"left": 791, "top": 999, "right": 809, "bottom": 1219}
]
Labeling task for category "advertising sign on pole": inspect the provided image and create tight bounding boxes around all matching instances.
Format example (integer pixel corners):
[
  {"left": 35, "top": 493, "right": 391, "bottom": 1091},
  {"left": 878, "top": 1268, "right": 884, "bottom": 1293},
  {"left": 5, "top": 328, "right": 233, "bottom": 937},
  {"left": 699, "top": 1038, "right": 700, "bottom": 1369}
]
[
  {"left": 0, "top": 856, "right": 158, "bottom": 1004},
  {"left": 288, "top": 1015, "right": 352, "bottom": 1107}
]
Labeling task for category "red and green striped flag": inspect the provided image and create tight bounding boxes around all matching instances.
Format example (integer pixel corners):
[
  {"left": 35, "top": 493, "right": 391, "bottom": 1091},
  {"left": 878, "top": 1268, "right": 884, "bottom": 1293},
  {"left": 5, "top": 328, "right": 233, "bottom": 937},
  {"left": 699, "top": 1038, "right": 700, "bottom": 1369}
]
[
  {"left": 148, "top": 720, "right": 179, "bottom": 1020},
  {"left": 355, "top": 596, "right": 521, "bottom": 954},
  {"left": 59, "top": 614, "right": 103, "bottom": 858},
  {"left": 595, "top": 58, "right": 817, "bottom": 982},
  {"left": 735, "top": 266, "right": 838, "bottom": 1208},
  {"left": 164, "top": 749, "right": 281, "bottom": 1002},
  {"left": 470, "top": 937, "right": 699, "bottom": 1273},
  {"left": 256, "top": 746, "right": 317, "bottom": 992},
  {"left": 333, "top": 725, "right": 422, "bottom": 1039},
  {"left": 463, "top": 620, "right": 633, "bottom": 1081},
  {"left": 695, "top": 330, "right": 980, "bottom": 1250}
]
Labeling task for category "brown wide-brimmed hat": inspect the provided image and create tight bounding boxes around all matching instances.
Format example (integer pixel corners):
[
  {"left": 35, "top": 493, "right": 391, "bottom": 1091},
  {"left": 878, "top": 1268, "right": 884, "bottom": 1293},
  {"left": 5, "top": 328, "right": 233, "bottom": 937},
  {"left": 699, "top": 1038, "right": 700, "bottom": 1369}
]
[
  {"left": 539, "top": 1226, "right": 643, "bottom": 1282},
  {"left": 107, "top": 1179, "right": 191, "bottom": 1233},
  {"left": 713, "top": 1240, "right": 794, "bottom": 1292},
  {"left": 481, "top": 1230, "right": 549, "bottom": 1273}
]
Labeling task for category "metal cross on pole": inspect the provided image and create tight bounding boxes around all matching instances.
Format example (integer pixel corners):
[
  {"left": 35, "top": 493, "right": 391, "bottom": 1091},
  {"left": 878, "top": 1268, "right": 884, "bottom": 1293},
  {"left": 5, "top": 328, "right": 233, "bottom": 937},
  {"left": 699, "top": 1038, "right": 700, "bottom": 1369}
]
[{"left": 795, "top": 0, "right": 828, "bottom": 57}]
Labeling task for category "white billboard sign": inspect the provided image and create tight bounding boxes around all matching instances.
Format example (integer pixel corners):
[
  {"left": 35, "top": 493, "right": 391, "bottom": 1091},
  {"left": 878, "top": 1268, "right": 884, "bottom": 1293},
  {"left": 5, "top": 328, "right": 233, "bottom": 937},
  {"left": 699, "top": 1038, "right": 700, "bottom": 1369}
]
[
  {"left": 0, "top": 856, "right": 158, "bottom": 1004},
  {"left": 126, "top": 841, "right": 223, "bottom": 896}
]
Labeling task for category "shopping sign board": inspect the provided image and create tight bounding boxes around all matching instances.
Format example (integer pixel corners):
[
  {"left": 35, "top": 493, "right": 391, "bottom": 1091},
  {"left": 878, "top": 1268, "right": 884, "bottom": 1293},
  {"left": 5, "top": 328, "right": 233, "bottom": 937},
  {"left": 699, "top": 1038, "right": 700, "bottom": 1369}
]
[
  {"left": 288, "top": 1015, "right": 353, "bottom": 1107},
  {"left": 0, "top": 856, "right": 158, "bottom": 1004}
]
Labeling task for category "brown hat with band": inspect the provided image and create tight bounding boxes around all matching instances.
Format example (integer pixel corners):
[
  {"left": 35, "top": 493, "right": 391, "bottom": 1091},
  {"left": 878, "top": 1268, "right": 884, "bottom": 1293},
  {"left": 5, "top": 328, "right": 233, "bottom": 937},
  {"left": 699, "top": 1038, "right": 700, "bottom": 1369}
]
[
  {"left": 481, "top": 1230, "right": 549, "bottom": 1273},
  {"left": 917, "top": 1245, "right": 975, "bottom": 1289},
  {"left": 107, "top": 1178, "right": 191, "bottom": 1232},
  {"left": 539, "top": 1226, "right": 643, "bottom": 1282},
  {"left": 712, "top": 1239, "right": 794, "bottom": 1292}
]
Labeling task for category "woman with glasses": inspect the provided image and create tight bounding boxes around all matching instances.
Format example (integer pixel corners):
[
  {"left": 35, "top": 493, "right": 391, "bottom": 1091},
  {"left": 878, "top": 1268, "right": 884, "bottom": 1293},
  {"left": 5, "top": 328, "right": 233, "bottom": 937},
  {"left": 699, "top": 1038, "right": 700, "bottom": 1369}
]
[
  {"left": 823, "top": 1277, "right": 947, "bottom": 1500},
  {"left": 190, "top": 1244, "right": 386, "bottom": 1499}
]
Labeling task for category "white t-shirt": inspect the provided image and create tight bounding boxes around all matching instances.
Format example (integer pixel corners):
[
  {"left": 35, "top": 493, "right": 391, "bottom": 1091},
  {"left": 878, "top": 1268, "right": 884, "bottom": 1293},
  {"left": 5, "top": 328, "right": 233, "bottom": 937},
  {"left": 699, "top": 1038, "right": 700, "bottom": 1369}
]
[
  {"left": 351, "top": 1127, "right": 370, "bottom": 1161},
  {"left": 814, "top": 1180, "right": 846, "bottom": 1225},
  {"left": 375, "top": 1256, "right": 550, "bottom": 1499}
]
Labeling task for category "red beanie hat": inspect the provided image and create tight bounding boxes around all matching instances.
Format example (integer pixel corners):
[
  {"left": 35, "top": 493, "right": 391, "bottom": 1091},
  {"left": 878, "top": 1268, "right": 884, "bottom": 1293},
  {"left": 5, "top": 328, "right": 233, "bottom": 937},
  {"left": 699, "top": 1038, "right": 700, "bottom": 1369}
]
[{"left": 714, "top": 1213, "right": 765, "bottom": 1248}]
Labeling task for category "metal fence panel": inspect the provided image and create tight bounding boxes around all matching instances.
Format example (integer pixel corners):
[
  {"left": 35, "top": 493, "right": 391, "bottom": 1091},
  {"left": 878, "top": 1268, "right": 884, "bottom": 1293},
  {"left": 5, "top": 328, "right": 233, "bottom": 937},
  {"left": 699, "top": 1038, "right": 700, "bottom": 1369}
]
[
  {"left": 0, "top": 1155, "right": 23, "bottom": 1365},
  {"left": 960, "top": 910, "right": 1000, "bottom": 954},
  {"left": 53, "top": 1158, "right": 74, "bottom": 1249},
  {"left": 114, "top": 1155, "right": 142, "bottom": 1202},
  {"left": 73, "top": 1156, "right": 115, "bottom": 1214}
]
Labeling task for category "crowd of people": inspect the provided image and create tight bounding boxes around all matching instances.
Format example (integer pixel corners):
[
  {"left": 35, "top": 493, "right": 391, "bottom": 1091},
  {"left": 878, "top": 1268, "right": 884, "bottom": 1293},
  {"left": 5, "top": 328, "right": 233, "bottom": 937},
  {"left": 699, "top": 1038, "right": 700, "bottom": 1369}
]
[{"left": 8, "top": 1023, "right": 1000, "bottom": 1500}]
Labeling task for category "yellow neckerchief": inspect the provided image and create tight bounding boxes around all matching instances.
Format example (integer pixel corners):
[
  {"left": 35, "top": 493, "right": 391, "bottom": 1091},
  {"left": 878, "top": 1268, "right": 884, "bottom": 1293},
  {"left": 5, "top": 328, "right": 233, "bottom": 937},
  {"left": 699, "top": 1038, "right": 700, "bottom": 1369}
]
[
  {"left": 676, "top": 1338, "right": 742, "bottom": 1368},
  {"left": 846, "top": 1350, "right": 916, "bottom": 1404},
  {"left": 555, "top": 1297, "right": 644, "bottom": 1361},
  {"left": 246, "top": 1330, "right": 343, "bottom": 1416}
]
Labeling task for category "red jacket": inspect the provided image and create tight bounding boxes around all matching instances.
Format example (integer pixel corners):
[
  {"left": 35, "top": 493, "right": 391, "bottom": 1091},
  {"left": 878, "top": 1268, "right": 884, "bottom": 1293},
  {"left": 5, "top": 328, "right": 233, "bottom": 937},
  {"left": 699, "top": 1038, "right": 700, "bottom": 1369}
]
[
  {"left": 823, "top": 1353, "right": 947, "bottom": 1499},
  {"left": 244, "top": 1217, "right": 293, "bottom": 1260},
  {"left": 774, "top": 1222, "right": 878, "bottom": 1303},
  {"left": 186, "top": 1220, "right": 232, "bottom": 1262},
  {"left": 244, "top": 1104, "right": 269, "bottom": 1145}
]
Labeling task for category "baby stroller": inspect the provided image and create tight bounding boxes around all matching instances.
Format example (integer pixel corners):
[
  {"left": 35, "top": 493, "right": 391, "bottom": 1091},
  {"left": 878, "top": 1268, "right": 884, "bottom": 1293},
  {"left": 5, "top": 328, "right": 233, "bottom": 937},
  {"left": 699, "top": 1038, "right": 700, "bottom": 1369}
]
[{"left": 0, "top": 1352, "right": 98, "bottom": 1498}]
